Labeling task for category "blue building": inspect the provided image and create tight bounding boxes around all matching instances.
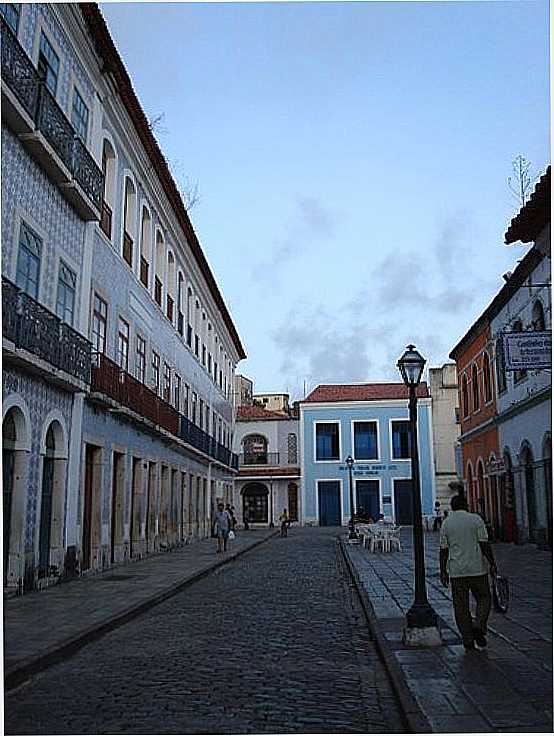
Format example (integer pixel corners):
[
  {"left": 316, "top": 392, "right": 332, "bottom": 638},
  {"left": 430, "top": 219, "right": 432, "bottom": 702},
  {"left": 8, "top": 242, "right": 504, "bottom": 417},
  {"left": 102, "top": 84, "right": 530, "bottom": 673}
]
[{"left": 299, "top": 383, "right": 436, "bottom": 526}]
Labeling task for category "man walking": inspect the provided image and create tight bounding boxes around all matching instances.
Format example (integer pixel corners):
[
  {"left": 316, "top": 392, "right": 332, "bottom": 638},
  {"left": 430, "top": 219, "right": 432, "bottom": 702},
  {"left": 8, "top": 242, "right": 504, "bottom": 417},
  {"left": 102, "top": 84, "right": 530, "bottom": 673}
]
[
  {"left": 214, "top": 502, "right": 231, "bottom": 554},
  {"left": 439, "top": 494, "right": 497, "bottom": 651}
]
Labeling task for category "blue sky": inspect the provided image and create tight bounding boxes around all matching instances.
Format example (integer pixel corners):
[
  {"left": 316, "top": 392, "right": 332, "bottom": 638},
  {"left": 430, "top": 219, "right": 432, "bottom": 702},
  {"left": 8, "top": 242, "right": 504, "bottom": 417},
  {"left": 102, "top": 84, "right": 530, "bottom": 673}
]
[{"left": 101, "top": 0, "right": 550, "bottom": 398}]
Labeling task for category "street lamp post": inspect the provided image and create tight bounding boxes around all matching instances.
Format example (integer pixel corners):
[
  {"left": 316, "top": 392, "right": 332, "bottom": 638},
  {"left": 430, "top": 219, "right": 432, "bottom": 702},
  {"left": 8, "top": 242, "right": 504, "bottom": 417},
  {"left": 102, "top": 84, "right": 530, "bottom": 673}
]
[
  {"left": 397, "top": 344, "right": 441, "bottom": 645},
  {"left": 345, "top": 455, "right": 357, "bottom": 540}
]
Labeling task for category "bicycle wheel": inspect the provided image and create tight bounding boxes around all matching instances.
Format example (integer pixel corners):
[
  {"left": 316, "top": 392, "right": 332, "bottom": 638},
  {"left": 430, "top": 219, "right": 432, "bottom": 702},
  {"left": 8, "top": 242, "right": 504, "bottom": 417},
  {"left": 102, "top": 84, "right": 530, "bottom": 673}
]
[{"left": 492, "top": 574, "right": 510, "bottom": 613}]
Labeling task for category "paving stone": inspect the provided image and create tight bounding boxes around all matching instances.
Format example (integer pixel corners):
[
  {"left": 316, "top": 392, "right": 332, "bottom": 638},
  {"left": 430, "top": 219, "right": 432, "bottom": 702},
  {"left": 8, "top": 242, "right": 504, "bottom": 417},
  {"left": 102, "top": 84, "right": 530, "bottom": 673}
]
[{"left": 5, "top": 528, "right": 405, "bottom": 735}]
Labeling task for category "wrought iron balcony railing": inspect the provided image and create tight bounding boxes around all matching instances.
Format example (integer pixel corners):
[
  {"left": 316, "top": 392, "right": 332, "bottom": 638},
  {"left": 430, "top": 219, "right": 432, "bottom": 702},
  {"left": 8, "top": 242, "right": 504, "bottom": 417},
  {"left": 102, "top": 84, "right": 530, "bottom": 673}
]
[
  {"left": 91, "top": 351, "right": 237, "bottom": 469},
  {"left": 2, "top": 277, "right": 92, "bottom": 384},
  {"left": 1, "top": 14, "right": 39, "bottom": 119},
  {"left": 239, "top": 452, "right": 280, "bottom": 466},
  {"left": 1, "top": 17, "right": 103, "bottom": 212}
]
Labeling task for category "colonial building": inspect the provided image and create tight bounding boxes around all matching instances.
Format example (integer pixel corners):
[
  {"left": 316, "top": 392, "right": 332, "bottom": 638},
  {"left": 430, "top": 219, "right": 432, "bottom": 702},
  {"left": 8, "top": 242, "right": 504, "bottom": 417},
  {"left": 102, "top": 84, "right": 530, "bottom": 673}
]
[
  {"left": 429, "top": 364, "right": 460, "bottom": 509},
  {"left": 233, "top": 404, "right": 300, "bottom": 527},
  {"left": 299, "top": 383, "right": 435, "bottom": 526},
  {"left": 450, "top": 167, "right": 551, "bottom": 546},
  {"left": 2, "top": 3, "right": 244, "bottom": 591},
  {"left": 234, "top": 374, "right": 253, "bottom": 407},
  {"left": 449, "top": 319, "right": 501, "bottom": 534},
  {"left": 253, "top": 393, "right": 290, "bottom": 412}
]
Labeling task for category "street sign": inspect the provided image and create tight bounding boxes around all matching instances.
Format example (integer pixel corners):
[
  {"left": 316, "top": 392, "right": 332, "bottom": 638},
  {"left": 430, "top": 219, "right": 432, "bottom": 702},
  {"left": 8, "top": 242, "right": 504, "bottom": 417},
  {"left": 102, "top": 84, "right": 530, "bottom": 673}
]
[{"left": 503, "top": 331, "right": 552, "bottom": 371}]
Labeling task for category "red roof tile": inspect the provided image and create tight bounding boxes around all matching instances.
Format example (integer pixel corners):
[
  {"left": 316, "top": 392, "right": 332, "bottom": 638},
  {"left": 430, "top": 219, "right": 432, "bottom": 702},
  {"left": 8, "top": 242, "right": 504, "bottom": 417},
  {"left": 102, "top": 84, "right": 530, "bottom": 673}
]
[
  {"left": 302, "top": 382, "right": 429, "bottom": 403},
  {"left": 505, "top": 166, "right": 551, "bottom": 244},
  {"left": 236, "top": 405, "right": 292, "bottom": 422}
]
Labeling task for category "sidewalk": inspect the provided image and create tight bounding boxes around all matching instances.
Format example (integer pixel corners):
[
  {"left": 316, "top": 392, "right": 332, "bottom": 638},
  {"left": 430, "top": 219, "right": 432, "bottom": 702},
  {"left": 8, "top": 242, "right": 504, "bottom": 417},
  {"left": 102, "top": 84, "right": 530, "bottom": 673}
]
[
  {"left": 343, "top": 529, "right": 552, "bottom": 733},
  {"left": 4, "top": 528, "right": 277, "bottom": 689}
]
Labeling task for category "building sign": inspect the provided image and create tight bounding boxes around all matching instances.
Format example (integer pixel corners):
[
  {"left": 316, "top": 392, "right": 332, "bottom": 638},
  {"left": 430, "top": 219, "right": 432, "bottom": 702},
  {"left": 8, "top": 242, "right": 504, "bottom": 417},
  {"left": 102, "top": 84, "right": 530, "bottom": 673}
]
[{"left": 503, "top": 331, "right": 552, "bottom": 371}]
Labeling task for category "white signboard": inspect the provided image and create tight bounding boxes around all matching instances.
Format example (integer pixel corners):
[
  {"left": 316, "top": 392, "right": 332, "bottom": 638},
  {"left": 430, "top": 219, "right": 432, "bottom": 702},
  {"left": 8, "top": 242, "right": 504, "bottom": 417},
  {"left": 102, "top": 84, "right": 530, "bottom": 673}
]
[{"left": 503, "top": 331, "right": 552, "bottom": 371}]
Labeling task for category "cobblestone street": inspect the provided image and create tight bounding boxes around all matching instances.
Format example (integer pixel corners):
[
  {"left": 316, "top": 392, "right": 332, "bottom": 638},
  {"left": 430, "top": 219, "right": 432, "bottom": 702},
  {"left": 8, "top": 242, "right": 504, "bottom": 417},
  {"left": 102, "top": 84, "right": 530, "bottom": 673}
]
[{"left": 5, "top": 528, "right": 405, "bottom": 735}]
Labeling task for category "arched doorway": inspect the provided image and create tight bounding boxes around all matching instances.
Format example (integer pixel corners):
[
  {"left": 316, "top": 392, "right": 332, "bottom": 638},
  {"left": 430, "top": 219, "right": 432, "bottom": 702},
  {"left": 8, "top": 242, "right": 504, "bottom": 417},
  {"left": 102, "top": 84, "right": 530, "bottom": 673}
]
[
  {"left": 521, "top": 443, "right": 537, "bottom": 542},
  {"left": 38, "top": 420, "right": 67, "bottom": 577},
  {"left": 476, "top": 460, "right": 486, "bottom": 520},
  {"left": 242, "top": 483, "right": 269, "bottom": 524},
  {"left": 466, "top": 462, "right": 474, "bottom": 511},
  {"left": 500, "top": 450, "right": 516, "bottom": 543},
  {"left": 3, "top": 405, "right": 30, "bottom": 586},
  {"left": 488, "top": 454, "right": 500, "bottom": 540},
  {"left": 543, "top": 436, "right": 552, "bottom": 547},
  {"left": 288, "top": 482, "right": 298, "bottom": 521}
]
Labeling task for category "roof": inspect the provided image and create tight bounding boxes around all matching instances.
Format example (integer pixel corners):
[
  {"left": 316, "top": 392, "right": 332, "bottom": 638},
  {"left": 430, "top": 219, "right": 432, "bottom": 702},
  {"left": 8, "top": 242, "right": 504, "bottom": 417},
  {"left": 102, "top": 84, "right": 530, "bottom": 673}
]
[
  {"left": 236, "top": 405, "right": 293, "bottom": 422},
  {"left": 449, "top": 246, "right": 543, "bottom": 361},
  {"left": 505, "top": 166, "right": 551, "bottom": 244},
  {"left": 80, "top": 4, "right": 246, "bottom": 361},
  {"left": 302, "top": 382, "right": 429, "bottom": 403}
]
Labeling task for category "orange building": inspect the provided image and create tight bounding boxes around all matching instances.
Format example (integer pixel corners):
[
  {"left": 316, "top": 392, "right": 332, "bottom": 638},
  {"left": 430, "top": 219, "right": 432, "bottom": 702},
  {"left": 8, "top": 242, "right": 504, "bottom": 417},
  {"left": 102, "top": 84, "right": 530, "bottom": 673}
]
[{"left": 450, "top": 319, "right": 503, "bottom": 535}]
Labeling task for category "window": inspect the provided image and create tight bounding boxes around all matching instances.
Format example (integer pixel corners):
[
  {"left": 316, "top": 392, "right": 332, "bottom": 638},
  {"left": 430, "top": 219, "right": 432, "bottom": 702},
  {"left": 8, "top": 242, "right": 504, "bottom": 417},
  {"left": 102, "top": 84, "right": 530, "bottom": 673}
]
[
  {"left": 177, "top": 273, "right": 184, "bottom": 335},
  {"left": 56, "top": 261, "right": 76, "bottom": 325},
  {"left": 195, "top": 334, "right": 200, "bottom": 358},
  {"left": 288, "top": 433, "right": 298, "bottom": 464},
  {"left": 152, "top": 351, "right": 160, "bottom": 394},
  {"left": 184, "top": 384, "right": 190, "bottom": 418},
  {"left": 100, "top": 140, "right": 116, "bottom": 240},
  {"left": 1, "top": 4, "right": 20, "bottom": 34},
  {"left": 191, "top": 392, "right": 197, "bottom": 424},
  {"left": 71, "top": 89, "right": 89, "bottom": 141},
  {"left": 135, "top": 335, "right": 146, "bottom": 383},
  {"left": 205, "top": 404, "right": 210, "bottom": 432},
  {"left": 16, "top": 222, "right": 41, "bottom": 299},
  {"left": 532, "top": 300, "right": 546, "bottom": 331},
  {"left": 391, "top": 421, "right": 411, "bottom": 459},
  {"left": 166, "top": 252, "right": 175, "bottom": 322},
  {"left": 154, "top": 231, "right": 164, "bottom": 307},
  {"left": 353, "top": 421, "right": 378, "bottom": 460},
  {"left": 117, "top": 318, "right": 129, "bottom": 371},
  {"left": 174, "top": 373, "right": 181, "bottom": 411},
  {"left": 483, "top": 352, "right": 492, "bottom": 403},
  {"left": 513, "top": 321, "right": 527, "bottom": 383},
  {"left": 208, "top": 353, "right": 212, "bottom": 374},
  {"left": 123, "top": 178, "right": 136, "bottom": 268},
  {"left": 163, "top": 362, "right": 171, "bottom": 403},
  {"left": 212, "top": 411, "right": 217, "bottom": 437},
  {"left": 199, "top": 399, "right": 204, "bottom": 430},
  {"left": 139, "top": 207, "right": 151, "bottom": 288},
  {"left": 202, "top": 344, "right": 206, "bottom": 366},
  {"left": 471, "top": 363, "right": 480, "bottom": 411},
  {"left": 91, "top": 293, "right": 107, "bottom": 354},
  {"left": 495, "top": 338, "right": 507, "bottom": 394},
  {"left": 315, "top": 423, "right": 340, "bottom": 461},
  {"left": 462, "top": 374, "right": 469, "bottom": 416},
  {"left": 38, "top": 31, "right": 59, "bottom": 95},
  {"left": 186, "top": 288, "right": 193, "bottom": 347}
]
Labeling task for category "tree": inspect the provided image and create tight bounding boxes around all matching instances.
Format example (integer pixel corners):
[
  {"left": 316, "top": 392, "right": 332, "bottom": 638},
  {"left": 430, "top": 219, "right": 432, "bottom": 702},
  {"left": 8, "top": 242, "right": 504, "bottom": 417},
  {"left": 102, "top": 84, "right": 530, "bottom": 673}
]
[{"left": 508, "top": 155, "right": 533, "bottom": 208}]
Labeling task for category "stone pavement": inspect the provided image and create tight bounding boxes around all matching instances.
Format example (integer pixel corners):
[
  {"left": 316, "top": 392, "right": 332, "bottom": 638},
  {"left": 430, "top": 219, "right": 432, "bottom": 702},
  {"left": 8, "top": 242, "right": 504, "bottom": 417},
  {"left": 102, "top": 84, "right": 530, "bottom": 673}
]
[
  {"left": 344, "top": 528, "right": 553, "bottom": 733},
  {"left": 4, "top": 527, "right": 277, "bottom": 688},
  {"left": 5, "top": 528, "right": 405, "bottom": 735}
]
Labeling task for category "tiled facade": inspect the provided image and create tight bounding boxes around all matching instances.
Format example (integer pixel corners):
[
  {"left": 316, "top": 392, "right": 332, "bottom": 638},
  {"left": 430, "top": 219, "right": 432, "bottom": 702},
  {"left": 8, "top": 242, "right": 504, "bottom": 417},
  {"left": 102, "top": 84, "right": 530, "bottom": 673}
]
[{"left": 2, "top": 3, "right": 244, "bottom": 591}]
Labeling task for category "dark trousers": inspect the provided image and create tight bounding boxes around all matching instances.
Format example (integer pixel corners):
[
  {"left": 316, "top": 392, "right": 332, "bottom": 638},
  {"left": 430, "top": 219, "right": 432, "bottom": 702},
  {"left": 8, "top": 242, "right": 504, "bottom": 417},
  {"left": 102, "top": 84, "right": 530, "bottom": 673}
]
[{"left": 451, "top": 574, "right": 491, "bottom": 647}]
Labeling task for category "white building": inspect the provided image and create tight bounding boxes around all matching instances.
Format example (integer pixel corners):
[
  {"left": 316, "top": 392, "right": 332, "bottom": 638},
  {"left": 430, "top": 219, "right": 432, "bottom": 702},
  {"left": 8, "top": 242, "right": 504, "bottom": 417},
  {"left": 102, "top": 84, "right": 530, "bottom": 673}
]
[{"left": 233, "top": 405, "right": 300, "bottom": 527}]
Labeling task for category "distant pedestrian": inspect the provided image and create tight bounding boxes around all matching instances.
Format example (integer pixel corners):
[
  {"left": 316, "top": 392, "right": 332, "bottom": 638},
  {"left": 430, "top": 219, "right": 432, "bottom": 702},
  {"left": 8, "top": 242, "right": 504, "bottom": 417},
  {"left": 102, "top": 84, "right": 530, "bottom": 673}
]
[
  {"left": 433, "top": 501, "right": 442, "bottom": 531},
  {"left": 214, "top": 503, "right": 231, "bottom": 554},
  {"left": 279, "top": 509, "right": 289, "bottom": 537},
  {"left": 439, "top": 494, "right": 497, "bottom": 651},
  {"left": 244, "top": 506, "right": 250, "bottom": 531}
]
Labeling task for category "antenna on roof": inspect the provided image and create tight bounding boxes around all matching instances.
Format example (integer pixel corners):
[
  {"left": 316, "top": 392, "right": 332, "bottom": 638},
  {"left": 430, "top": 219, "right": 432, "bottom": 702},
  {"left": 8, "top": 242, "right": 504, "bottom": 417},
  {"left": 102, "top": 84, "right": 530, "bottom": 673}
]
[{"left": 303, "top": 379, "right": 307, "bottom": 398}]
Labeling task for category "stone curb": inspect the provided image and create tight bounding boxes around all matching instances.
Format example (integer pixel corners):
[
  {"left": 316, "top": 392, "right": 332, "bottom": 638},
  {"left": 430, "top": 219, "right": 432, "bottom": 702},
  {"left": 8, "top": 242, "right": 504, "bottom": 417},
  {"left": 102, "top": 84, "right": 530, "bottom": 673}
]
[
  {"left": 5, "top": 530, "right": 279, "bottom": 691},
  {"left": 338, "top": 538, "right": 433, "bottom": 734}
]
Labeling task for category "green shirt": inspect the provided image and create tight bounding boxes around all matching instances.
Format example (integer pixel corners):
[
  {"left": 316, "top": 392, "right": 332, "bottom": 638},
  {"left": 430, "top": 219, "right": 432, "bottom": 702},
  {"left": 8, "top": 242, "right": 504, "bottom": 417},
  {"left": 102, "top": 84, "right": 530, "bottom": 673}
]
[{"left": 439, "top": 510, "right": 488, "bottom": 578}]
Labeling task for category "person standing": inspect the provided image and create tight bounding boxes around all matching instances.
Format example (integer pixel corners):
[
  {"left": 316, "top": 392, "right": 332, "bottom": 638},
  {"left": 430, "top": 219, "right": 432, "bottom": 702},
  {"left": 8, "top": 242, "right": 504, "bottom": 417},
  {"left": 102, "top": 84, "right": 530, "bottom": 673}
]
[
  {"left": 214, "top": 503, "right": 231, "bottom": 554},
  {"left": 439, "top": 494, "right": 497, "bottom": 651},
  {"left": 433, "top": 500, "right": 442, "bottom": 532},
  {"left": 279, "top": 509, "right": 289, "bottom": 538}
]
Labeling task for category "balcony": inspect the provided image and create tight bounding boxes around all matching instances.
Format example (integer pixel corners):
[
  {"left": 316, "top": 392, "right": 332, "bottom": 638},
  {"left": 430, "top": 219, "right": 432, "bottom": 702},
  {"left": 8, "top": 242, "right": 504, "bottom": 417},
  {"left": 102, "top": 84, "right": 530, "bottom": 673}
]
[
  {"left": 91, "top": 352, "right": 238, "bottom": 470},
  {"left": 1, "top": 17, "right": 103, "bottom": 220},
  {"left": 2, "top": 277, "right": 92, "bottom": 387},
  {"left": 239, "top": 452, "right": 280, "bottom": 467}
]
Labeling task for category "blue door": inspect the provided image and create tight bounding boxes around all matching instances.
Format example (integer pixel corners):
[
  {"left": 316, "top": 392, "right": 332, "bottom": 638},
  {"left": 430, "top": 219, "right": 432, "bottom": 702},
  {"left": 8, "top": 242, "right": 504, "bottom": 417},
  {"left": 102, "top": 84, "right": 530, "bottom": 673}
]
[
  {"left": 394, "top": 480, "right": 414, "bottom": 524},
  {"left": 356, "top": 480, "right": 380, "bottom": 520},
  {"left": 318, "top": 481, "right": 341, "bottom": 526}
]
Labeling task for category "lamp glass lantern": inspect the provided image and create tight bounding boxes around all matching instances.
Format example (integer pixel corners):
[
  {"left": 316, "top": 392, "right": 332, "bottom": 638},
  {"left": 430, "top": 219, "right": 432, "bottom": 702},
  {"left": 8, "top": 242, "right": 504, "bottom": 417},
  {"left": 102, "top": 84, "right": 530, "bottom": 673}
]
[{"left": 397, "top": 344, "right": 426, "bottom": 388}]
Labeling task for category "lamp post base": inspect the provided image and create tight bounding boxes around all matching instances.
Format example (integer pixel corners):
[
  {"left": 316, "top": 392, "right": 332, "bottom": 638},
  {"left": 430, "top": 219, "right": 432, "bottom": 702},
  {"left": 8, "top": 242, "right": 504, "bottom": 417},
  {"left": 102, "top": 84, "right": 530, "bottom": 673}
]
[
  {"left": 402, "top": 624, "right": 442, "bottom": 647},
  {"left": 406, "top": 601, "right": 439, "bottom": 629}
]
